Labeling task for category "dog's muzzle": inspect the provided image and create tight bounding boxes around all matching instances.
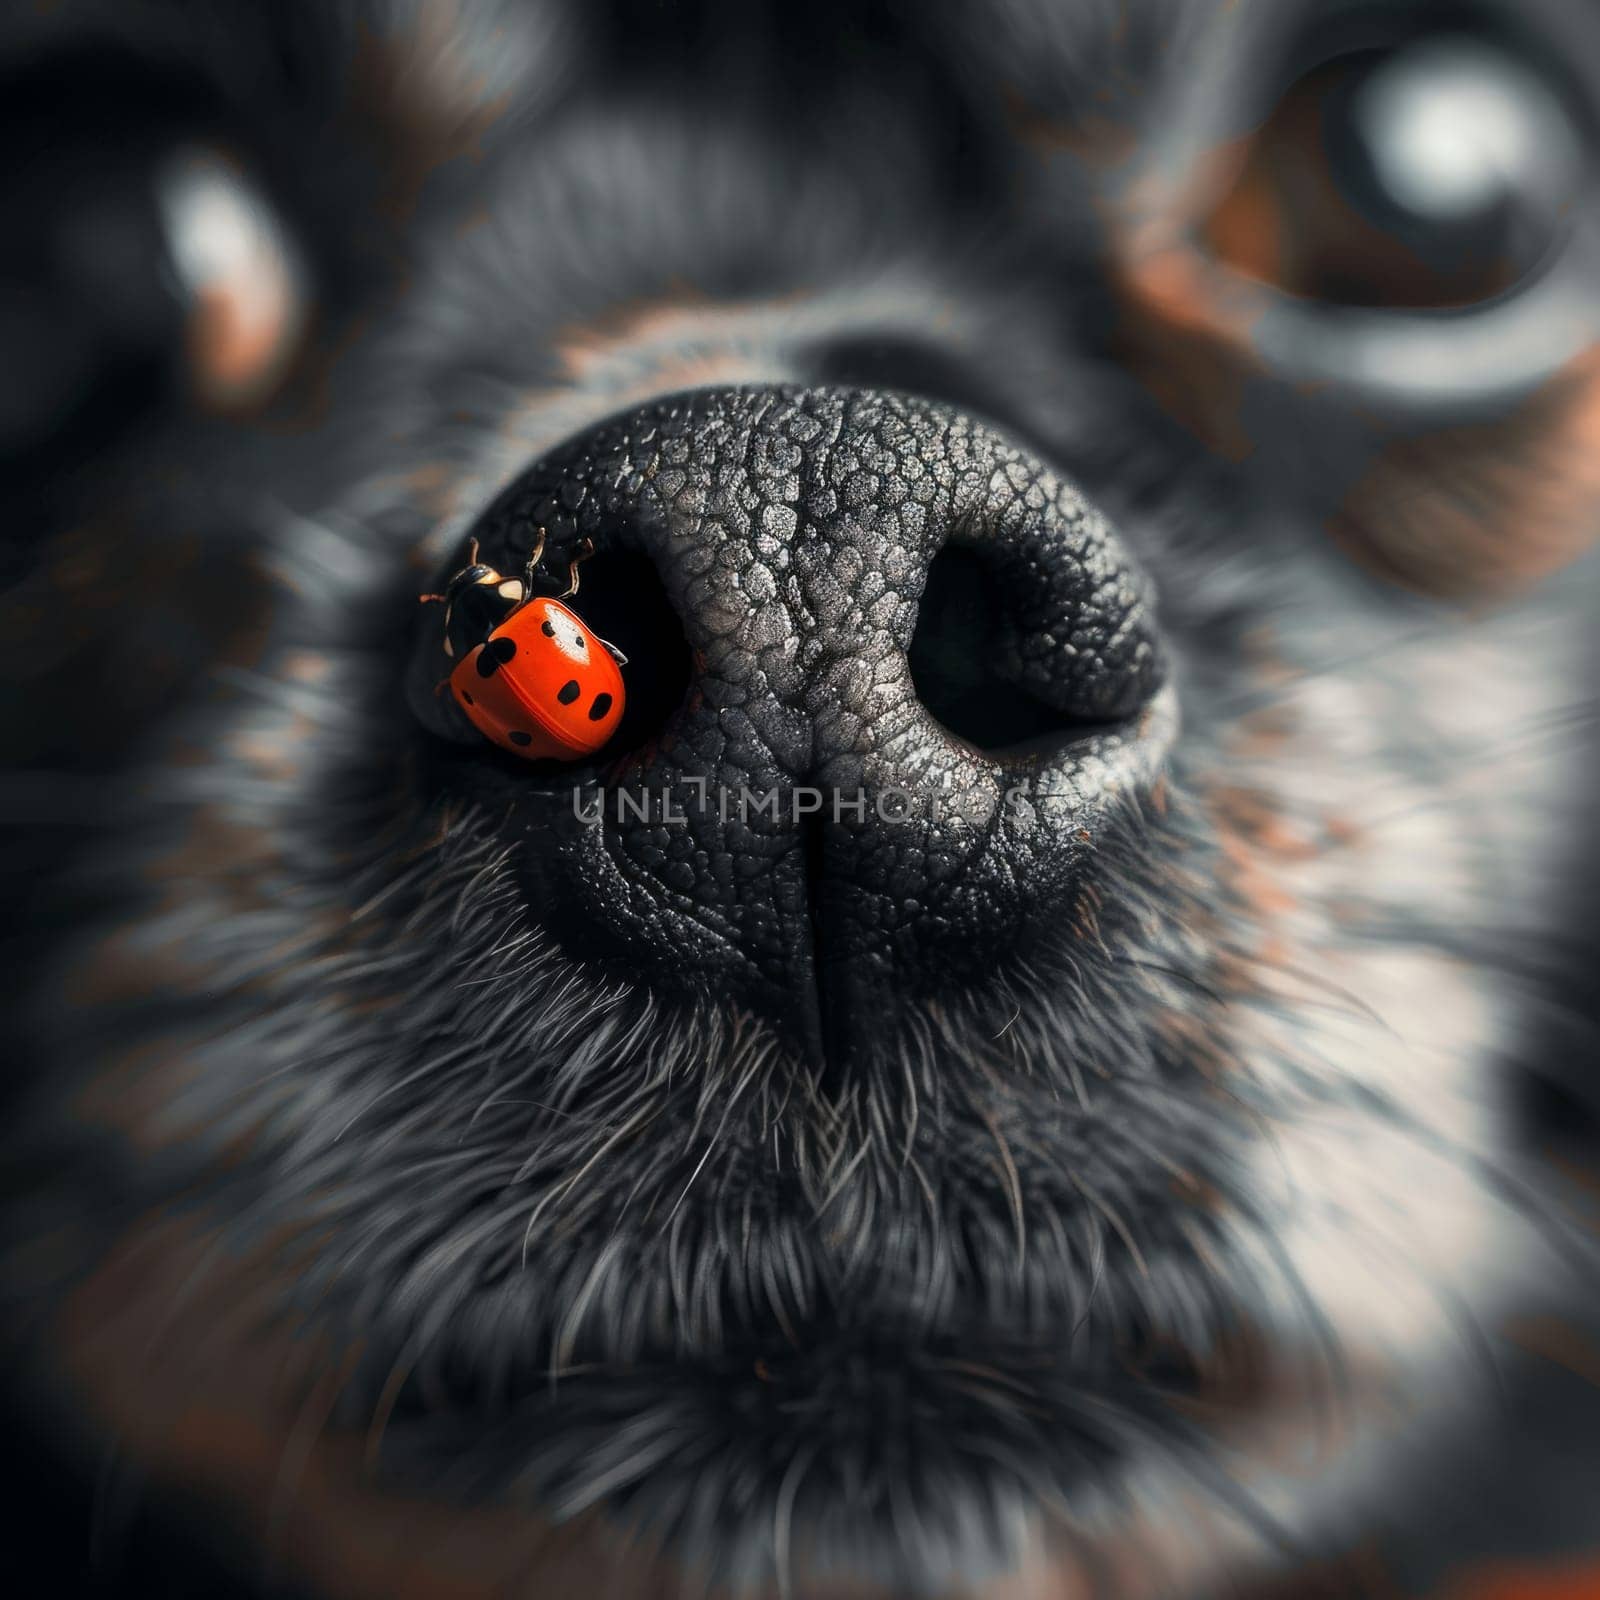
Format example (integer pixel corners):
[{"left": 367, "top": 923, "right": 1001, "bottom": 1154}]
[{"left": 411, "top": 387, "right": 1174, "bottom": 1065}]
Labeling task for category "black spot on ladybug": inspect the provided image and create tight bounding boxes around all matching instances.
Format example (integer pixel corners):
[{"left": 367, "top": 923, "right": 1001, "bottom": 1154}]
[
  {"left": 588, "top": 692, "right": 613, "bottom": 721},
  {"left": 575, "top": 636, "right": 585, "bottom": 649},
  {"left": 508, "top": 730, "right": 532, "bottom": 746},
  {"left": 557, "top": 680, "right": 580, "bottom": 705},
  {"left": 541, "top": 620, "right": 555, "bottom": 637},
  {"left": 476, "top": 636, "right": 517, "bottom": 677},
  {"left": 462, "top": 691, "right": 474, "bottom": 705}
]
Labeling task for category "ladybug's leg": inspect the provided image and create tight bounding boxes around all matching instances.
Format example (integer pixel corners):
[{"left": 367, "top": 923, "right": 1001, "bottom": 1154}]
[
  {"left": 422, "top": 536, "right": 483, "bottom": 603},
  {"left": 521, "top": 525, "right": 547, "bottom": 594},
  {"left": 419, "top": 591, "right": 458, "bottom": 654},
  {"left": 562, "top": 537, "right": 596, "bottom": 598}
]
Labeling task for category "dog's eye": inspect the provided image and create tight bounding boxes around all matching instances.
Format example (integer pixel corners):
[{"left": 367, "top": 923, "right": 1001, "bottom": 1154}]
[
  {"left": 0, "top": 57, "right": 309, "bottom": 481},
  {"left": 1206, "top": 29, "right": 1588, "bottom": 310},
  {"left": 155, "top": 147, "right": 309, "bottom": 411}
]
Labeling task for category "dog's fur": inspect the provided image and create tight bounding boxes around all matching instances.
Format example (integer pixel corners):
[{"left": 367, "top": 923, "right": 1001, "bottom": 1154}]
[{"left": 4, "top": 3, "right": 1600, "bottom": 1597}]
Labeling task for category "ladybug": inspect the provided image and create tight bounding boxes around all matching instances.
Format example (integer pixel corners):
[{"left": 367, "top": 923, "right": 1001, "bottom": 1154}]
[{"left": 420, "top": 530, "right": 626, "bottom": 762}]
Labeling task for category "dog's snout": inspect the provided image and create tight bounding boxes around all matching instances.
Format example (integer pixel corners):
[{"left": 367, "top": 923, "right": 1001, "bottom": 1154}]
[{"left": 415, "top": 387, "right": 1174, "bottom": 1058}]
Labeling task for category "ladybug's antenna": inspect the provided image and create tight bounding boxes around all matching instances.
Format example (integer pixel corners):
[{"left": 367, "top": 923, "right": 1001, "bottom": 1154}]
[{"left": 562, "top": 537, "right": 596, "bottom": 599}]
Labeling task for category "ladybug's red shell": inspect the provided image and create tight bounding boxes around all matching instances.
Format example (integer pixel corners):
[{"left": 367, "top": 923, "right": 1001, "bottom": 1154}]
[{"left": 450, "top": 597, "right": 624, "bottom": 760}]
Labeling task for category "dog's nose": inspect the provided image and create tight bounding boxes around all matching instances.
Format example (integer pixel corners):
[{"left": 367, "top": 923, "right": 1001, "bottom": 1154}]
[{"left": 415, "top": 388, "right": 1174, "bottom": 1063}]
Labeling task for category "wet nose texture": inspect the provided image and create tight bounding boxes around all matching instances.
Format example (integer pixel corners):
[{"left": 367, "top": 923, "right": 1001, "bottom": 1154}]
[{"left": 419, "top": 388, "right": 1170, "bottom": 1066}]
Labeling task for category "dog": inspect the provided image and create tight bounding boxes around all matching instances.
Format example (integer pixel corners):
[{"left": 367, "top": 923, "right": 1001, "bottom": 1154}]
[{"left": 4, "top": 2, "right": 1600, "bottom": 1596}]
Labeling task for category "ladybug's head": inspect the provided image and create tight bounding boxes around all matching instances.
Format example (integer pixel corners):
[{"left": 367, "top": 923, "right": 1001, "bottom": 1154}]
[
  {"left": 443, "top": 559, "right": 501, "bottom": 594},
  {"left": 432, "top": 559, "right": 526, "bottom": 660}
]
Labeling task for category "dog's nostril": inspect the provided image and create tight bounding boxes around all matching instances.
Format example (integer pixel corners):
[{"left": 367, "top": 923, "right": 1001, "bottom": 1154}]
[
  {"left": 910, "top": 543, "right": 1129, "bottom": 754},
  {"left": 912, "top": 545, "right": 1056, "bottom": 752}
]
